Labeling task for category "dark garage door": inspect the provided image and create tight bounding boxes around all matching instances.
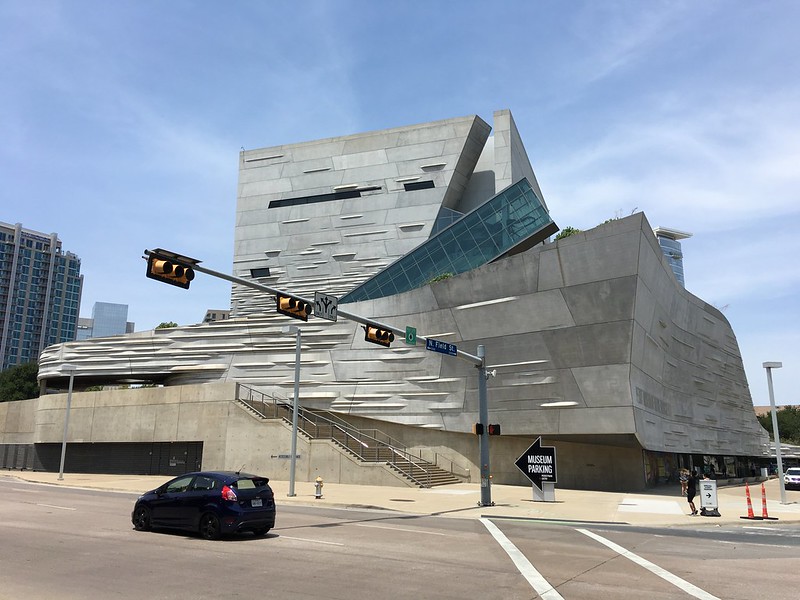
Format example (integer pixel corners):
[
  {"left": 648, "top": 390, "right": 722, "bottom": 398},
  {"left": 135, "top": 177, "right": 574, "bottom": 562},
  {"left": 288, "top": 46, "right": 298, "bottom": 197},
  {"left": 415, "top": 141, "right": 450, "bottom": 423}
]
[{"left": 1, "top": 442, "right": 203, "bottom": 476}]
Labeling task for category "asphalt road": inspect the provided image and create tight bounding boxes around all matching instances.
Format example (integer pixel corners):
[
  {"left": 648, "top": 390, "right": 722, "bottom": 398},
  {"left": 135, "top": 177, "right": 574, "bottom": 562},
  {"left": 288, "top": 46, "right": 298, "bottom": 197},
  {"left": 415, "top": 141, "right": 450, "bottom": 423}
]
[{"left": 2, "top": 477, "right": 799, "bottom": 599}]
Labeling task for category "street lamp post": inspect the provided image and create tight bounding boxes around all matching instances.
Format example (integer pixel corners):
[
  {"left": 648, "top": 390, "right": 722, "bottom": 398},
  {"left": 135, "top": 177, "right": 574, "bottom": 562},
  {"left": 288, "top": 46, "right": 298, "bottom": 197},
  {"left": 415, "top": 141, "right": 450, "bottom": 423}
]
[
  {"left": 283, "top": 325, "right": 301, "bottom": 497},
  {"left": 763, "top": 361, "right": 786, "bottom": 504},
  {"left": 58, "top": 364, "right": 77, "bottom": 481}
]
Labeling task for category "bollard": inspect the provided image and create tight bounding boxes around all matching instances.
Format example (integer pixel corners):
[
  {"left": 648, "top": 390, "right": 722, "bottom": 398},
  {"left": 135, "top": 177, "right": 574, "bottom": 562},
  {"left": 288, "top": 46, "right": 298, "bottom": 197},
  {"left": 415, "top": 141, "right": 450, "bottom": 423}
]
[{"left": 314, "top": 476, "right": 324, "bottom": 499}]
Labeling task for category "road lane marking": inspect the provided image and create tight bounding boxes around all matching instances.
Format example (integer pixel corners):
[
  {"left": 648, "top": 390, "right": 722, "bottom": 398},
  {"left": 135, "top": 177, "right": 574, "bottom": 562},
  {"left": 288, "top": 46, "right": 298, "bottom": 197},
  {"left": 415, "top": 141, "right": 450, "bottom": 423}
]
[
  {"left": 353, "top": 523, "right": 451, "bottom": 536},
  {"left": 480, "top": 518, "right": 565, "bottom": 600},
  {"left": 279, "top": 535, "right": 344, "bottom": 546},
  {"left": 576, "top": 528, "right": 720, "bottom": 600},
  {"left": 36, "top": 503, "right": 76, "bottom": 511}
]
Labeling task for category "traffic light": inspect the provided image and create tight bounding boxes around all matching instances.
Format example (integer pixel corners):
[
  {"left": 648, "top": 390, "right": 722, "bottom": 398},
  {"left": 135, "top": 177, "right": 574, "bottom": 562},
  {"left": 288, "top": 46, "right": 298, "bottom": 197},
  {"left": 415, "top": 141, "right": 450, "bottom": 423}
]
[
  {"left": 146, "top": 254, "right": 195, "bottom": 289},
  {"left": 487, "top": 424, "right": 502, "bottom": 436},
  {"left": 276, "top": 294, "right": 312, "bottom": 321},
  {"left": 472, "top": 423, "right": 484, "bottom": 435},
  {"left": 363, "top": 324, "right": 395, "bottom": 347}
]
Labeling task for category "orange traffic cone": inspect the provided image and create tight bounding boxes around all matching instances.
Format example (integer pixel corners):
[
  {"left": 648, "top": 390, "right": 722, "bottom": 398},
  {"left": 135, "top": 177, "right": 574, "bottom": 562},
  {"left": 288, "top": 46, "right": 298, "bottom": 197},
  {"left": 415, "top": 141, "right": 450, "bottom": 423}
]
[
  {"left": 740, "top": 482, "right": 762, "bottom": 520},
  {"left": 761, "top": 482, "right": 779, "bottom": 520}
]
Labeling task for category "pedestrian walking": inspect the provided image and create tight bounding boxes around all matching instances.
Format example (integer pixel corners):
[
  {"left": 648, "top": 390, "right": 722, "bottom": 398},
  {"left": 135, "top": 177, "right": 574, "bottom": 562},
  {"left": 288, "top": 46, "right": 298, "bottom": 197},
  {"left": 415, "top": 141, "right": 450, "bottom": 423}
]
[
  {"left": 687, "top": 469, "right": 700, "bottom": 515},
  {"left": 679, "top": 468, "right": 689, "bottom": 496}
]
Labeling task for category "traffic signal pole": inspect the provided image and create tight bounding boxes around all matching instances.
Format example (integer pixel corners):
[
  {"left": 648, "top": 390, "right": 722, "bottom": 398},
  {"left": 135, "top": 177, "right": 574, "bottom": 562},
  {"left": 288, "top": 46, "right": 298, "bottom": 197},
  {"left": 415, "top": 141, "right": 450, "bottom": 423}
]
[
  {"left": 477, "top": 345, "right": 492, "bottom": 506},
  {"left": 143, "top": 249, "right": 492, "bottom": 506}
]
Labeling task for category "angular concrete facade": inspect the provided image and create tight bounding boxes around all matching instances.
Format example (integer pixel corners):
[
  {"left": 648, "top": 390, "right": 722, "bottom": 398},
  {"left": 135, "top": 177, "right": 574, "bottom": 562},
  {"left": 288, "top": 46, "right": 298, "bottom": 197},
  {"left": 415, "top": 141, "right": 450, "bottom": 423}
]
[{"left": 29, "top": 110, "right": 768, "bottom": 489}]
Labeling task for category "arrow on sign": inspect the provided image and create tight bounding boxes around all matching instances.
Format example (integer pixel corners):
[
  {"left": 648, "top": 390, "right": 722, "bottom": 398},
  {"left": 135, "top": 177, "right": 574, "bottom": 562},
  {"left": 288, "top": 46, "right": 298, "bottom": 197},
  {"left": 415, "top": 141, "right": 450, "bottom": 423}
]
[{"left": 514, "top": 437, "right": 557, "bottom": 494}]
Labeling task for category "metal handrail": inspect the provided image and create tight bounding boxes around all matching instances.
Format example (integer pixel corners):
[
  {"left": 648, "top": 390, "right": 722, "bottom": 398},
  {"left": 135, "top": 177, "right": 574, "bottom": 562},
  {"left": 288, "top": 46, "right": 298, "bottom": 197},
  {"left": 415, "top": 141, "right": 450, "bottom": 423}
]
[
  {"left": 235, "top": 383, "right": 461, "bottom": 487},
  {"left": 417, "top": 448, "right": 472, "bottom": 480}
]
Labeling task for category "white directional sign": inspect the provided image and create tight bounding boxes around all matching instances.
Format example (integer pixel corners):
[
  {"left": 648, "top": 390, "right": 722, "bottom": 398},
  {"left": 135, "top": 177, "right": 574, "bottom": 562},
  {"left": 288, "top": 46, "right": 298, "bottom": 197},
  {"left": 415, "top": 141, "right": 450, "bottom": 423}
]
[
  {"left": 700, "top": 479, "right": 718, "bottom": 510},
  {"left": 313, "top": 292, "right": 338, "bottom": 322}
]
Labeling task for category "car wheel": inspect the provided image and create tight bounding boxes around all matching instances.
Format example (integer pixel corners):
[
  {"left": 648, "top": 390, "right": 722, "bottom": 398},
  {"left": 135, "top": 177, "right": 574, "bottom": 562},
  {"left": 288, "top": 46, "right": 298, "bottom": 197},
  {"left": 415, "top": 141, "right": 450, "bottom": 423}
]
[
  {"left": 132, "top": 506, "right": 151, "bottom": 531},
  {"left": 253, "top": 526, "right": 270, "bottom": 536},
  {"left": 199, "top": 513, "right": 222, "bottom": 540}
]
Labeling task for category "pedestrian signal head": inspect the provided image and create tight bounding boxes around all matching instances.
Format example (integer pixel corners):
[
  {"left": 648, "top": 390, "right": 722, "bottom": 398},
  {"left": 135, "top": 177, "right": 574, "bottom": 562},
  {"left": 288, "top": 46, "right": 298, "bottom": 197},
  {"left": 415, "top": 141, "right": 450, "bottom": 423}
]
[
  {"left": 472, "top": 423, "right": 484, "bottom": 435},
  {"left": 363, "top": 325, "right": 394, "bottom": 347},
  {"left": 146, "top": 254, "right": 195, "bottom": 289},
  {"left": 487, "top": 424, "right": 502, "bottom": 436},
  {"left": 276, "top": 294, "right": 312, "bottom": 321}
]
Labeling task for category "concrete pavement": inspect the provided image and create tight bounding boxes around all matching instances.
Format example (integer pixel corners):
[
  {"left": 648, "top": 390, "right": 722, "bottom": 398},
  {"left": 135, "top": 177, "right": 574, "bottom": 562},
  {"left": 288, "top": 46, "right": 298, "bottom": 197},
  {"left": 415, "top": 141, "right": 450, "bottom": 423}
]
[{"left": 4, "top": 469, "right": 800, "bottom": 526}]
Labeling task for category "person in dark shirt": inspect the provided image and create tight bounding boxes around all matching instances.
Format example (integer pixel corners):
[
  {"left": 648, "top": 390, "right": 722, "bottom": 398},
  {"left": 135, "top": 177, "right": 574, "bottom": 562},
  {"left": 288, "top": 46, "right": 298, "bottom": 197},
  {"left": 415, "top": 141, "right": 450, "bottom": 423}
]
[{"left": 686, "top": 470, "right": 700, "bottom": 515}]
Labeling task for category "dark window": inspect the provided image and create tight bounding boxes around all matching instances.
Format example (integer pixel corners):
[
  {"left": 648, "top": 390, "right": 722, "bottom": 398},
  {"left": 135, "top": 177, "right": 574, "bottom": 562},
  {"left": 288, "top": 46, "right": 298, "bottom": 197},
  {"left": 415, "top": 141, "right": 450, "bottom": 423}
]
[
  {"left": 403, "top": 180, "right": 435, "bottom": 191},
  {"left": 191, "top": 476, "right": 217, "bottom": 491},
  {"left": 268, "top": 186, "right": 381, "bottom": 209},
  {"left": 250, "top": 267, "right": 271, "bottom": 278}
]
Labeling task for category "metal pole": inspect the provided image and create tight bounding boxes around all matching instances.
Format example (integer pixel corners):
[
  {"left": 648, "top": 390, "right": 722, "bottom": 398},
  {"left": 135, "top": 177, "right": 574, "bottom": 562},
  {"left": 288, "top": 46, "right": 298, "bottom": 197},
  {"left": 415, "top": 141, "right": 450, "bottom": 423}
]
[
  {"left": 477, "top": 345, "right": 492, "bottom": 507},
  {"left": 764, "top": 363, "right": 786, "bottom": 504},
  {"left": 57, "top": 370, "right": 75, "bottom": 481},
  {"left": 147, "top": 252, "right": 485, "bottom": 367},
  {"left": 288, "top": 327, "right": 301, "bottom": 497}
]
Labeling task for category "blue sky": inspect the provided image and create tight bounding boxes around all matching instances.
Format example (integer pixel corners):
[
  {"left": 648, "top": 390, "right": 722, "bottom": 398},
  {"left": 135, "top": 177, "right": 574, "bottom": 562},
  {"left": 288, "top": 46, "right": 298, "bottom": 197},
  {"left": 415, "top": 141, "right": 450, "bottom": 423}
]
[{"left": 2, "top": 1, "right": 797, "bottom": 406}]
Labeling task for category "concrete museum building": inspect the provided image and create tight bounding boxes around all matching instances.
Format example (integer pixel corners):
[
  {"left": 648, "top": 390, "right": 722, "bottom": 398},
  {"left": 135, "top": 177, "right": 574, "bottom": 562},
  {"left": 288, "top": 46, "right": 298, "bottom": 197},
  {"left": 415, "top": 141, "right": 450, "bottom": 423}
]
[{"left": 2, "top": 110, "right": 768, "bottom": 491}]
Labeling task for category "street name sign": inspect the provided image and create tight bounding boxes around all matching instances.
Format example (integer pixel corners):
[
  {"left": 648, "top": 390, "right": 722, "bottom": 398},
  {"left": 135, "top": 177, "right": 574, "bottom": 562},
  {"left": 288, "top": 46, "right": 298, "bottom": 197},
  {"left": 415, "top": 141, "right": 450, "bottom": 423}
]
[
  {"left": 426, "top": 338, "right": 457, "bottom": 356},
  {"left": 313, "top": 292, "right": 338, "bottom": 322},
  {"left": 515, "top": 437, "right": 557, "bottom": 494}
]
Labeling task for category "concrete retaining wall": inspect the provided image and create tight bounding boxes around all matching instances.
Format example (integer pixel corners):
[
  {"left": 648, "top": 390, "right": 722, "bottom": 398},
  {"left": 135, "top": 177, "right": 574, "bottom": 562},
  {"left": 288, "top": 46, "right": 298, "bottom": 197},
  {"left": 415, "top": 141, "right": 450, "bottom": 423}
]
[{"left": 3, "top": 383, "right": 648, "bottom": 490}]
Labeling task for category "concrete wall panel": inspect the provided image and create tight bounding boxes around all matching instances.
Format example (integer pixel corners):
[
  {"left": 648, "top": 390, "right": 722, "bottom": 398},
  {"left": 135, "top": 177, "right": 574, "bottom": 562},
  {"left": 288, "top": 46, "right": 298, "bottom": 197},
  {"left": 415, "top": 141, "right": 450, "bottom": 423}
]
[
  {"left": 0, "top": 399, "right": 36, "bottom": 444},
  {"left": 572, "top": 364, "right": 632, "bottom": 408},
  {"left": 562, "top": 277, "right": 637, "bottom": 326}
]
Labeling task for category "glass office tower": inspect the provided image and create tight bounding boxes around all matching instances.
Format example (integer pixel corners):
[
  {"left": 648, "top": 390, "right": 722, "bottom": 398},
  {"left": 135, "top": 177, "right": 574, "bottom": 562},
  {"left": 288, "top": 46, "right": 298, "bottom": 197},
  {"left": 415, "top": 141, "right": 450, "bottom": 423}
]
[
  {"left": 0, "top": 222, "right": 82, "bottom": 369},
  {"left": 653, "top": 226, "right": 692, "bottom": 287},
  {"left": 76, "top": 302, "right": 134, "bottom": 340}
]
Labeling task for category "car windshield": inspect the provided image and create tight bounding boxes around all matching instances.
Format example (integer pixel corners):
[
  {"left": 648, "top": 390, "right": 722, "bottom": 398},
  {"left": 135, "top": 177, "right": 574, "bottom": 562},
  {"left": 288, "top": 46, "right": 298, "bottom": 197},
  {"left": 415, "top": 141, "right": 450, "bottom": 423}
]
[{"left": 786, "top": 468, "right": 800, "bottom": 476}]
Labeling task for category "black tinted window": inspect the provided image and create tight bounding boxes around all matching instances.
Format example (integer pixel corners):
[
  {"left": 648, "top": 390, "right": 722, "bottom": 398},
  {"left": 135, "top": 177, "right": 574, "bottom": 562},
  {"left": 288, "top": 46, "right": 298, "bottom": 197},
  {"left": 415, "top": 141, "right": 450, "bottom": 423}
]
[
  {"left": 191, "top": 476, "right": 217, "bottom": 491},
  {"left": 165, "top": 476, "right": 193, "bottom": 493}
]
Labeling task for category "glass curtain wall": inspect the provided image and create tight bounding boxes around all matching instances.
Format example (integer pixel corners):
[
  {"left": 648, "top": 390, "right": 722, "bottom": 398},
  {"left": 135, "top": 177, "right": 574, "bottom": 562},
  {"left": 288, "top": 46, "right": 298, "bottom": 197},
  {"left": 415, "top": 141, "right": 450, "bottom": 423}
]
[{"left": 342, "top": 178, "right": 554, "bottom": 303}]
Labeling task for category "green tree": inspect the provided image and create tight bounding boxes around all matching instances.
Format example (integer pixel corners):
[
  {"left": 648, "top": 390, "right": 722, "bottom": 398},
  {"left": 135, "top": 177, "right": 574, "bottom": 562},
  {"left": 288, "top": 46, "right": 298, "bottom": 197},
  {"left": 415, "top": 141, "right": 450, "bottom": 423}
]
[
  {"left": 554, "top": 226, "right": 581, "bottom": 241},
  {"left": 156, "top": 321, "right": 178, "bottom": 329},
  {"left": 757, "top": 406, "right": 800, "bottom": 445},
  {"left": 0, "top": 362, "right": 40, "bottom": 402}
]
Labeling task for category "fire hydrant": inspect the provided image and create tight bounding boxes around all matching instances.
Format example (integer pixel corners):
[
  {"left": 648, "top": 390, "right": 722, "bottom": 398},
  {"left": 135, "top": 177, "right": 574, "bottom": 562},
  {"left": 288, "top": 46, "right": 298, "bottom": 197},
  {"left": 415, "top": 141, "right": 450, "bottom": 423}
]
[{"left": 314, "top": 476, "right": 324, "bottom": 499}]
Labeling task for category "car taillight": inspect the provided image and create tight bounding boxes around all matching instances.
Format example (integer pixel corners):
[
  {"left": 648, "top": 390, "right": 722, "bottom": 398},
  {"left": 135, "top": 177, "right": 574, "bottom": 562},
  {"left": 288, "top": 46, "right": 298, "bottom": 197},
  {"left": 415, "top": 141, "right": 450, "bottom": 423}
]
[{"left": 221, "top": 485, "right": 238, "bottom": 501}]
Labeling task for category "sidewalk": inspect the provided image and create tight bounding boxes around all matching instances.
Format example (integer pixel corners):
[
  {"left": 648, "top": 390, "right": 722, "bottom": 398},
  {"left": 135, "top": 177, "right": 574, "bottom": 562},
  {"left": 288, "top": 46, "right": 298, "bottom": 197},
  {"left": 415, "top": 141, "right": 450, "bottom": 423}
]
[{"left": 4, "top": 470, "right": 799, "bottom": 526}]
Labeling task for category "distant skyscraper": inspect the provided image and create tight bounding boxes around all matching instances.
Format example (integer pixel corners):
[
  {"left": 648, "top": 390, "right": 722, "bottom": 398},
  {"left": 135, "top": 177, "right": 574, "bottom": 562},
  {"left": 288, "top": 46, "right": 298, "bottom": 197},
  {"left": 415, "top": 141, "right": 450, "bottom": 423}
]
[
  {"left": 76, "top": 302, "right": 134, "bottom": 340},
  {"left": 0, "top": 222, "right": 82, "bottom": 369},
  {"left": 653, "top": 226, "right": 692, "bottom": 287}
]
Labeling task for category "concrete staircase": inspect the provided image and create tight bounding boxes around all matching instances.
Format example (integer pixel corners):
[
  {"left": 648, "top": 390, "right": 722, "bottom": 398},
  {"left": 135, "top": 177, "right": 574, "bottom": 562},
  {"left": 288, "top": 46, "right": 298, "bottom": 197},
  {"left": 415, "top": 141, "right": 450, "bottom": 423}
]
[{"left": 237, "top": 395, "right": 462, "bottom": 487}]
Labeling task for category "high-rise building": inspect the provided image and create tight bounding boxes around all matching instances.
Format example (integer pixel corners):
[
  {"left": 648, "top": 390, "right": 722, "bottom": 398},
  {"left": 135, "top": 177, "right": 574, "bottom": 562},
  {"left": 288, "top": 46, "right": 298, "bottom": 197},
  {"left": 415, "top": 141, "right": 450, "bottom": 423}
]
[
  {"left": 0, "top": 222, "right": 82, "bottom": 369},
  {"left": 653, "top": 227, "right": 692, "bottom": 287},
  {"left": 76, "top": 302, "right": 134, "bottom": 340}
]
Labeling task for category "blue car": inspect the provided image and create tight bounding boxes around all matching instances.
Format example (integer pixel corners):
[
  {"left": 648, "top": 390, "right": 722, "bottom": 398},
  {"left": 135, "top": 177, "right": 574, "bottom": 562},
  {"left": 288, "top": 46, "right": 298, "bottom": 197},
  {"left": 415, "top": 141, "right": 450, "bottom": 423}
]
[{"left": 131, "top": 471, "right": 276, "bottom": 540}]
